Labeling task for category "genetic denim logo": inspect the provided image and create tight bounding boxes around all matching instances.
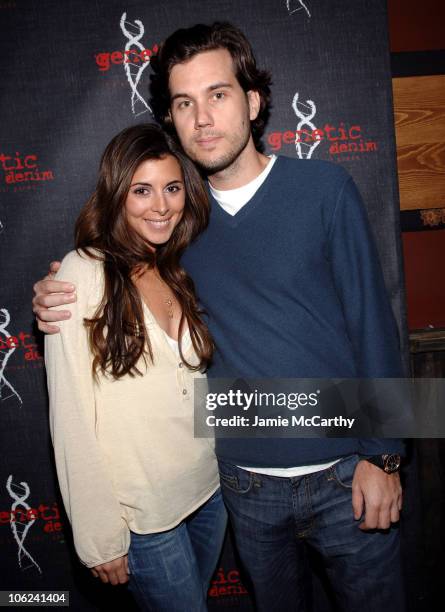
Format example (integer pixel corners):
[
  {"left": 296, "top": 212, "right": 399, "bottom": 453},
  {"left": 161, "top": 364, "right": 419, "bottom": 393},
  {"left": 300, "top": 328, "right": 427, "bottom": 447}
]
[
  {"left": 267, "top": 91, "right": 378, "bottom": 162},
  {"left": 267, "top": 122, "right": 378, "bottom": 161},
  {"left": 209, "top": 567, "right": 249, "bottom": 599},
  {"left": 0, "top": 321, "right": 43, "bottom": 373},
  {"left": 94, "top": 12, "right": 159, "bottom": 116},
  {"left": 0, "top": 497, "right": 63, "bottom": 534},
  {"left": 0, "top": 152, "right": 54, "bottom": 186}
]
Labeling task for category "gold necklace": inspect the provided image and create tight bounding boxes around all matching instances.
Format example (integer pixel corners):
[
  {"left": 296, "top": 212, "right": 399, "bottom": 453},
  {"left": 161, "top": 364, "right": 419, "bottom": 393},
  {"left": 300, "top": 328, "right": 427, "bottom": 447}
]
[
  {"left": 163, "top": 296, "right": 174, "bottom": 319},
  {"left": 140, "top": 269, "right": 178, "bottom": 320}
]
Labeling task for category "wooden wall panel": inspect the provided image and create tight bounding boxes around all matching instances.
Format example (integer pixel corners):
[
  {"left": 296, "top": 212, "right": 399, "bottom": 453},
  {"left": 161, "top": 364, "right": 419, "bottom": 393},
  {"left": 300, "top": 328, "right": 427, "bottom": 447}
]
[{"left": 392, "top": 75, "right": 445, "bottom": 210}]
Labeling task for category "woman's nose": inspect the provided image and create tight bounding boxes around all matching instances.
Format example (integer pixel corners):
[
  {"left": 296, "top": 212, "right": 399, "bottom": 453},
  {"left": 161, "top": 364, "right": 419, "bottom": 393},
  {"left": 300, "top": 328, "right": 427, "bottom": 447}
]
[{"left": 151, "top": 193, "right": 169, "bottom": 215}]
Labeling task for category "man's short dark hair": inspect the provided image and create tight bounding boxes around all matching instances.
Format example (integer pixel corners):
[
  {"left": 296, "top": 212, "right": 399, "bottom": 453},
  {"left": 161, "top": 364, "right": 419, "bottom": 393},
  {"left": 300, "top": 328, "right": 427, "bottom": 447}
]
[{"left": 150, "top": 22, "right": 272, "bottom": 150}]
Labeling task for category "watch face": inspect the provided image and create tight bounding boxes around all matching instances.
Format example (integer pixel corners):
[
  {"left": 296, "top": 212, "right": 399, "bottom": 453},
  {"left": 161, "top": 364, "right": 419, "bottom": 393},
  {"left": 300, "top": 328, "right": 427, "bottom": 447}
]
[{"left": 383, "top": 454, "right": 401, "bottom": 473}]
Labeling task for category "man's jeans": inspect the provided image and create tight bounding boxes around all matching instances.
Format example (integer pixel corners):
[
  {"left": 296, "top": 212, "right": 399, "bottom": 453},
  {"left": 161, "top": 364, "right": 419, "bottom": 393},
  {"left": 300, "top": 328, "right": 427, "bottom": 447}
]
[
  {"left": 218, "top": 454, "right": 406, "bottom": 612},
  {"left": 127, "top": 488, "right": 227, "bottom": 612}
]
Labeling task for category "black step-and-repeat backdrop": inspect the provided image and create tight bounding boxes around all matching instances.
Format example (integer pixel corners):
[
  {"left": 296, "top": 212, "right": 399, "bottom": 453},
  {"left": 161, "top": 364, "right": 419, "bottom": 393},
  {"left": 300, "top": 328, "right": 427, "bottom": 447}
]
[{"left": 1, "top": 1, "right": 411, "bottom": 610}]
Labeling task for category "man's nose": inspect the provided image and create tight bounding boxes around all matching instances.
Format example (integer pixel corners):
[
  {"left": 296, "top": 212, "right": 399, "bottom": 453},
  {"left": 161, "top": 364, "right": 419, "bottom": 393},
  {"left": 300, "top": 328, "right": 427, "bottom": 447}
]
[{"left": 194, "top": 101, "right": 214, "bottom": 129}]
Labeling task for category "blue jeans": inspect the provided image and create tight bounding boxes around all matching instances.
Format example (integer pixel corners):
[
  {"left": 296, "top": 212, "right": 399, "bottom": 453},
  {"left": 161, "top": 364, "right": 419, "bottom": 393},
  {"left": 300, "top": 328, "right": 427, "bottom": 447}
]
[
  {"left": 218, "top": 455, "right": 406, "bottom": 612},
  {"left": 127, "top": 489, "right": 227, "bottom": 611}
]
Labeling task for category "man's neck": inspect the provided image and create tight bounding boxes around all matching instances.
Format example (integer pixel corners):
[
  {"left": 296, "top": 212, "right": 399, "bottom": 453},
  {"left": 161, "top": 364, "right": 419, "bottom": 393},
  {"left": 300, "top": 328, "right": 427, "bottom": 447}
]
[{"left": 207, "top": 140, "right": 270, "bottom": 191}]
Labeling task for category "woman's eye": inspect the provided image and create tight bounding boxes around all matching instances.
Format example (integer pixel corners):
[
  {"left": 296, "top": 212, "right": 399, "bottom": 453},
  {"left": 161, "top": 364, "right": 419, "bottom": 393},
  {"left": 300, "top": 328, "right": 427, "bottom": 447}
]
[
  {"left": 166, "top": 185, "right": 181, "bottom": 193},
  {"left": 134, "top": 188, "right": 149, "bottom": 195}
]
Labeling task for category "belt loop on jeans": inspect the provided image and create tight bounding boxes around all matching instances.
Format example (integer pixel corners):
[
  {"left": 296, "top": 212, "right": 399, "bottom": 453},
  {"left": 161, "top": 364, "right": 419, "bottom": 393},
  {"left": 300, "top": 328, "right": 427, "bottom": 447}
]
[
  {"left": 326, "top": 465, "right": 336, "bottom": 481},
  {"left": 252, "top": 472, "right": 262, "bottom": 489}
]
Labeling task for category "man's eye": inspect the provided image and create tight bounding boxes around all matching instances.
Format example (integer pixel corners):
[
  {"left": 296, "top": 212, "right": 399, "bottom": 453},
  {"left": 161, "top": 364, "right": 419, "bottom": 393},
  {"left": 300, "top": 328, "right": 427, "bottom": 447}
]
[
  {"left": 178, "top": 100, "right": 191, "bottom": 109},
  {"left": 213, "top": 92, "right": 225, "bottom": 100}
]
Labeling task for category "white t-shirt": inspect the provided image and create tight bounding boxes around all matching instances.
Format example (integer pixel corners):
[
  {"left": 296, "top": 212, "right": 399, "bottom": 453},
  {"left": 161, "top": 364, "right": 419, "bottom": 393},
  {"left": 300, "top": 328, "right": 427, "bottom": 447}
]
[
  {"left": 209, "top": 155, "right": 277, "bottom": 216},
  {"left": 209, "top": 155, "right": 340, "bottom": 477}
]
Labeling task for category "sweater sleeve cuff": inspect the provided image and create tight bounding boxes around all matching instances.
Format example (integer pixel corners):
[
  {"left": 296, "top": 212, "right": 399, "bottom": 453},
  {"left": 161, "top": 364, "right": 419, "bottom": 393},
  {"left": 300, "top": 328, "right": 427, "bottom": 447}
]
[
  {"left": 83, "top": 547, "right": 130, "bottom": 569},
  {"left": 358, "top": 438, "right": 406, "bottom": 457},
  {"left": 78, "top": 519, "right": 131, "bottom": 569}
]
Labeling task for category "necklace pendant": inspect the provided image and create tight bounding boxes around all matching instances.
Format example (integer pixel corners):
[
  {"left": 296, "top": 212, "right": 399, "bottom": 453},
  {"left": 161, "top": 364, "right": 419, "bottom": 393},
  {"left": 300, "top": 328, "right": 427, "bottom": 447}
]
[{"left": 164, "top": 297, "right": 174, "bottom": 319}]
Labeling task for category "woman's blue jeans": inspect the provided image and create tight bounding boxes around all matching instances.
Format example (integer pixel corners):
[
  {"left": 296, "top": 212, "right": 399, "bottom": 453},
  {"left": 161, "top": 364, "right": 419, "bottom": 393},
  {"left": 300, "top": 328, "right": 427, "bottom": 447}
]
[
  {"left": 218, "top": 454, "right": 406, "bottom": 612},
  {"left": 127, "top": 489, "right": 227, "bottom": 611}
]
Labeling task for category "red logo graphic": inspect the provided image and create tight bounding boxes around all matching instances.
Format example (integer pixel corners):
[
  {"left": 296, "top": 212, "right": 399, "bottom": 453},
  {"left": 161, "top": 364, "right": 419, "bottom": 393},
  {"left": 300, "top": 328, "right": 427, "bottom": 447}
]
[
  {"left": 0, "top": 500, "right": 63, "bottom": 534},
  {"left": 267, "top": 122, "right": 378, "bottom": 161},
  {"left": 94, "top": 44, "right": 159, "bottom": 72},
  {"left": 0, "top": 153, "right": 54, "bottom": 186},
  {"left": 2, "top": 331, "right": 43, "bottom": 367},
  {"left": 209, "top": 567, "right": 249, "bottom": 598}
]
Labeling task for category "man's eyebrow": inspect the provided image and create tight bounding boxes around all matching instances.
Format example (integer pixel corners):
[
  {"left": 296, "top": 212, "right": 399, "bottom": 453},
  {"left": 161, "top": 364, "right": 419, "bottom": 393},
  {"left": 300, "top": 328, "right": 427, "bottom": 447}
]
[
  {"left": 170, "top": 92, "right": 189, "bottom": 103},
  {"left": 208, "top": 82, "right": 233, "bottom": 91},
  {"left": 170, "top": 82, "right": 233, "bottom": 103}
]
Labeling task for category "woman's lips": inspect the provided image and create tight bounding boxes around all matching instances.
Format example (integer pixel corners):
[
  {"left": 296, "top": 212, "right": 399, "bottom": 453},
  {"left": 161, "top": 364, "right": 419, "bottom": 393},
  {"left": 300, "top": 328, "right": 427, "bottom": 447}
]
[{"left": 144, "top": 218, "right": 172, "bottom": 229}]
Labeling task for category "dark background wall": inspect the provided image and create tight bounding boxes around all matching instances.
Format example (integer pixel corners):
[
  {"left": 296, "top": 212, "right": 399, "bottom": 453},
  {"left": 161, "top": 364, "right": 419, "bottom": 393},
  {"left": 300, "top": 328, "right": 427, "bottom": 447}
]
[{"left": 0, "top": 1, "right": 420, "bottom": 610}]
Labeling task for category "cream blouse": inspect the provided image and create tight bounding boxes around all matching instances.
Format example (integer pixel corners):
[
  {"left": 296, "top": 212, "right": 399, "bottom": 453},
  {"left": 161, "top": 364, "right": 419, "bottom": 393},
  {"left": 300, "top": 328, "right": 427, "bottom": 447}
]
[{"left": 45, "top": 250, "right": 219, "bottom": 568}]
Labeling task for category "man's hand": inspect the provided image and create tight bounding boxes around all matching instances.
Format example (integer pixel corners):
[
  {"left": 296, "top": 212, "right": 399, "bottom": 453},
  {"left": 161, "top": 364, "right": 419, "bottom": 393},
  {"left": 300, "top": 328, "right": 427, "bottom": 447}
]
[
  {"left": 352, "top": 459, "right": 402, "bottom": 530},
  {"left": 32, "top": 261, "right": 76, "bottom": 334},
  {"left": 90, "top": 554, "right": 130, "bottom": 585}
]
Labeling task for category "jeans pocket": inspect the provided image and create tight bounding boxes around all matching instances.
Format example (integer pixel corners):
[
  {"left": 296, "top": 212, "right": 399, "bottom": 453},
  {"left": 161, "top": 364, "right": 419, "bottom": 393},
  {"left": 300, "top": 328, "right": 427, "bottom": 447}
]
[
  {"left": 218, "top": 462, "right": 254, "bottom": 494},
  {"left": 330, "top": 454, "right": 359, "bottom": 489}
]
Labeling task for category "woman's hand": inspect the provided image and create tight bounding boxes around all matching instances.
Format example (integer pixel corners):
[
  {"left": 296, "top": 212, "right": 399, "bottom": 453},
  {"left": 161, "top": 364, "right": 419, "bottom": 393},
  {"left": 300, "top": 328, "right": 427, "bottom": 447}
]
[{"left": 90, "top": 554, "right": 130, "bottom": 585}]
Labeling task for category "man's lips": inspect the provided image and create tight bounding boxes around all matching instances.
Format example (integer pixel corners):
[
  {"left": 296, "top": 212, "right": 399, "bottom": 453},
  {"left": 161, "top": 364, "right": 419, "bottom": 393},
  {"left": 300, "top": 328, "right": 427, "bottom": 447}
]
[{"left": 195, "top": 135, "right": 222, "bottom": 147}]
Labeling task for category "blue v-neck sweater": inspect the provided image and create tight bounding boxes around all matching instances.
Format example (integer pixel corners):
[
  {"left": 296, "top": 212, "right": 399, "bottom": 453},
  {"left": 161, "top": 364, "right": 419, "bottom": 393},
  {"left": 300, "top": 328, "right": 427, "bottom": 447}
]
[{"left": 182, "top": 156, "right": 404, "bottom": 467}]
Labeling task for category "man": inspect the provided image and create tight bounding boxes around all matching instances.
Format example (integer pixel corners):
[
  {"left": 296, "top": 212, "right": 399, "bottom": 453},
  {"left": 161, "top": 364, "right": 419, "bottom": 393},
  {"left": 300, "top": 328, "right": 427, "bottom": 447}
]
[{"left": 34, "top": 22, "right": 405, "bottom": 612}]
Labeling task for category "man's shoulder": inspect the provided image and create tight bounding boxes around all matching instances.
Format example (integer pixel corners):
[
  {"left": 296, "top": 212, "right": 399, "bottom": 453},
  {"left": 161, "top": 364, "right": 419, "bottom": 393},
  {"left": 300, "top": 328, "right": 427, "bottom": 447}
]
[
  {"left": 271, "top": 157, "right": 360, "bottom": 226},
  {"left": 275, "top": 155, "right": 351, "bottom": 187}
]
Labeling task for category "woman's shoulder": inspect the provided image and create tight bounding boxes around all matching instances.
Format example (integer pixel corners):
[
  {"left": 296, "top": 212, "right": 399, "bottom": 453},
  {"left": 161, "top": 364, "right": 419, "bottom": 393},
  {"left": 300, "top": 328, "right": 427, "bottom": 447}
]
[{"left": 56, "top": 248, "right": 105, "bottom": 286}]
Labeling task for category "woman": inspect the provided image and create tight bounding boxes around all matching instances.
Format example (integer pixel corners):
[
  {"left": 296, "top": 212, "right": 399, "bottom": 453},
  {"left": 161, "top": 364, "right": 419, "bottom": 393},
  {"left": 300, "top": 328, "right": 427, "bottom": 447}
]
[{"left": 45, "top": 124, "right": 227, "bottom": 612}]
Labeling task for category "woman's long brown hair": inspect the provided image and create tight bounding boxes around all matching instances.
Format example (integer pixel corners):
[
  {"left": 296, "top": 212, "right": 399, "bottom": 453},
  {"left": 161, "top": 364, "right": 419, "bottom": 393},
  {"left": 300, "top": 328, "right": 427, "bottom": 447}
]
[{"left": 74, "top": 123, "right": 213, "bottom": 378}]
